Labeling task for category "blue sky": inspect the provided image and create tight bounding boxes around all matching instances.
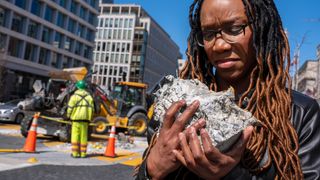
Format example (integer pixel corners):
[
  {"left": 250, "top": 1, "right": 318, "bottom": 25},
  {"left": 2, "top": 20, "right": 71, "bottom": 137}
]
[{"left": 115, "top": 0, "right": 320, "bottom": 71}]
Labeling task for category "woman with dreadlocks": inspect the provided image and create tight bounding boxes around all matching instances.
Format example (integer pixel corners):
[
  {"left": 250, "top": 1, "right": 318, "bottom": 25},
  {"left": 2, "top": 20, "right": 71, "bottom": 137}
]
[{"left": 136, "top": 0, "right": 320, "bottom": 179}]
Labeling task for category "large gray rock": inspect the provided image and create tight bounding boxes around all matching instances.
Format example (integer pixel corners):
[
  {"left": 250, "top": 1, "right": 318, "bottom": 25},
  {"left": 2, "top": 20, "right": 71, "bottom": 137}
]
[{"left": 153, "top": 75, "right": 258, "bottom": 152}]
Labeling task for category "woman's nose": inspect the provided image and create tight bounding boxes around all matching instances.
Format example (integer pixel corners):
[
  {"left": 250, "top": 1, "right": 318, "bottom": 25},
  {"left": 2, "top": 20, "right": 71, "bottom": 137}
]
[{"left": 212, "top": 38, "right": 232, "bottom": 53}]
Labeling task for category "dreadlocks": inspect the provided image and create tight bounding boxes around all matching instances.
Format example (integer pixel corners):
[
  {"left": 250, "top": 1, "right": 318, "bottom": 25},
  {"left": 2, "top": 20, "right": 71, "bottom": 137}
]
[{"left": 180, "top": 0, "right": 303, "bottom": 179}]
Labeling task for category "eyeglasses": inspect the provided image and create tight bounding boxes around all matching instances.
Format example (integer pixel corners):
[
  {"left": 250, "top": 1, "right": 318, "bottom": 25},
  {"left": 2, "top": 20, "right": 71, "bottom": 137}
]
[{"left": 196, "top": 23, "right": 250, "bottom": 47}]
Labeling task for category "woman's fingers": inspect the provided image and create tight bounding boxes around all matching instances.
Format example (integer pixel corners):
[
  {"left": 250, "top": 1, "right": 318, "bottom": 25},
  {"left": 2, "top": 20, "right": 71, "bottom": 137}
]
[
  {"left": 185, "top": 118, "right": 206, "bottom": 136},
  {"left": 172, "top": 149, "right": 187, "bottom": 166},
  {"left": 172, "top": 100, "right": 200, "bottom": 132},
  {"left": 178, "top": 132, "right": 196, "bottom": 167},
  {"left": 188, "top": 127, "right": 205, "bottom": 164},
  {"left": 200, "top": 128, "right": 224, "bottom": 162},
  {"left": 162, "top": 100, "right": 186, "bottom": 130},
  {"left": 226, "top": 126, "right": 253, "bottom": 159}
]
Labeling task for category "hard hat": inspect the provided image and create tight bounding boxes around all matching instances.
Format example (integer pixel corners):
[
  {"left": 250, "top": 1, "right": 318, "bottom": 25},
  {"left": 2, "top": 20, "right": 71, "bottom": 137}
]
[{"left": 76, "top": 80, "right": 86, "bottom": 89}]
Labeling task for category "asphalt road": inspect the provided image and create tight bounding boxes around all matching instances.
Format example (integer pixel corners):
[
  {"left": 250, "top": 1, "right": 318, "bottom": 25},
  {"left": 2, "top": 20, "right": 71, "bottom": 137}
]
[
  {"left": 1, "top": 164, "right": 135, "bottom": 180},
  {"left": 0, "top": 124, "right": 144, "bottom": 180}
]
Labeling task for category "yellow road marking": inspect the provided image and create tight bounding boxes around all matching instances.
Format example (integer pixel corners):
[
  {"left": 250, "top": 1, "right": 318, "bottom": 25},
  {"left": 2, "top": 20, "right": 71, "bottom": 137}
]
[
  {"left": 0, "top": 149, "right": 24, "bottom": 153},
  {"left": 42, "top": 141, "right": 65, "bottom": 147},
  {"left": 94, "top": 151, "right": 140, "bottom": 163},
  {"left": 0, "top": 124, "right": 20, "bottom": 130},
  {"left": 121, "top": 156, "right": 142, "bottom": 166}
]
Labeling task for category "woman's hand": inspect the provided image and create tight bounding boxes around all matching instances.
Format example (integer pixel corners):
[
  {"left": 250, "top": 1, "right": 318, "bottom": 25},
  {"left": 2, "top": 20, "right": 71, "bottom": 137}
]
[
  {"left": 146, "top": 100, "right": 206, "bottom": 180},
  {"left": 173, "top": 126, "right": 253, "bottom": 180}
]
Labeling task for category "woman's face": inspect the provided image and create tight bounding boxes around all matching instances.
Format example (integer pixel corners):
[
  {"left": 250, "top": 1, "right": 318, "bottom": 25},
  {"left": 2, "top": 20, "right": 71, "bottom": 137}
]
[{"left": 200, "top": 0, "right": 256, "bottom": 83}]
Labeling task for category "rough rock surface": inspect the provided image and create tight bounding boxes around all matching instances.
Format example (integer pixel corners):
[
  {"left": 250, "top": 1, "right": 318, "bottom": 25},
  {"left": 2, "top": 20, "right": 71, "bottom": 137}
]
[{"left": 153, "top": 75, "right": 258, "bottom": 152}]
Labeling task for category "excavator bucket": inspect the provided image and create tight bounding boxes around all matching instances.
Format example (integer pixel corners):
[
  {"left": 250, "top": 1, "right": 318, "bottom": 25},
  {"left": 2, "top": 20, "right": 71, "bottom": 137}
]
[{"left": 48, "top": 67, "right": 88, "bottom": 82}]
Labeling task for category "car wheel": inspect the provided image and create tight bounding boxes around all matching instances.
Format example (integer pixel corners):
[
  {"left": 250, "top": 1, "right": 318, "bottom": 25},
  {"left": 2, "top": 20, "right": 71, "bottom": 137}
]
[
  {"left": 59, "top": 124, "right": 71, "bottom": 142},
  {"left": 15, "top": 113, "right": 24, "bottom": 124},
  {"left": 128, "top": 113, "right": 148, "bottom": 136},
  {"left": 20, "top": 116, "right": 33, "bottom": 138},
  {"left": 92, "top": 116, "right": 109, "bottom": 135}
]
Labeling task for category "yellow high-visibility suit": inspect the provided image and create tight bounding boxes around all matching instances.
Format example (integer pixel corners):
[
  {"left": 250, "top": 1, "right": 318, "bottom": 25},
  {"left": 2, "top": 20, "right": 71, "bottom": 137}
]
[{"left": 67, "top": 89, "right": 94, "bottom": 158}]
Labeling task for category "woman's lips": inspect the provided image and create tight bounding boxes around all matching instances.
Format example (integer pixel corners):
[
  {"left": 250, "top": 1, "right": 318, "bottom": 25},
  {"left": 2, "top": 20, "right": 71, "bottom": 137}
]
[{"left": 214, "top": 59, "right": 238, "bottom": 69}]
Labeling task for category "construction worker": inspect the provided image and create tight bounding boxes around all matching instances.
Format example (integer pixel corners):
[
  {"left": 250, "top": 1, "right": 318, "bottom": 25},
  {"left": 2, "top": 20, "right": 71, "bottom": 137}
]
[{"left": 67, "top": 80, "right": 94, "bottom": 158}]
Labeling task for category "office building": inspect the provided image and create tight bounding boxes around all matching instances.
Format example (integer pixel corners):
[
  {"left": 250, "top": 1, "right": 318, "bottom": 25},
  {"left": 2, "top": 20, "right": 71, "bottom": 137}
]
[
  {"left": 0, "top": 0, "right": 99, "bottom": 101},
  {"left": 92, "top": 3, "right": 181, "bottom": 90}
]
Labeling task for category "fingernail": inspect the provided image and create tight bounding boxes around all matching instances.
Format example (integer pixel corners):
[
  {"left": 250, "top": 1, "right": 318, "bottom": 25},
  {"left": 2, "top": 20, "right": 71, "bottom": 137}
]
[
  {"left": 199, "top": 119, "right": 206, "bottom": 126},
  {"left": 180, "top": 100, "right": 186, "bottom": 105},
  {"left": 191, "top": 127, "right": 196, "bottom": 135},
  {"left": 200, "top": 128, "right": 206, "bottom": 135},
  {"left": 179, "top": 132, "right": 184, "bottom": 140},
  {"left": 192, "top": 100, "right": 200, "bottom": 107}
]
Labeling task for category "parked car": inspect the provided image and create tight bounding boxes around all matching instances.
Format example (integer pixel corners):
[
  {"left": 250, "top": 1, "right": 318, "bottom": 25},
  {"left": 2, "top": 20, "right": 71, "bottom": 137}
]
[{"left": 0, "top": 99, "right": 25, "bottom": 124}]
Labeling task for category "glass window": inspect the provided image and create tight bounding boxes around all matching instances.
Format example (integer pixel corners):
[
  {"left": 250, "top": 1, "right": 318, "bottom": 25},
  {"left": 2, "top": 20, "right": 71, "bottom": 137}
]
[
  {"left": 0, "top": 7, "right": 7, "bottom": 27},
  {"left": 124, "top": 19, "right": 128, "bottom": 28},
  {"left": 88, "top": 12, "right": 95, "bottom": 26},
  {"left": 51, "top": 52, "right": 61, "bottom": 68},
  {"left": 109, "top": 18, "right": 113, "bottom": 27},
  {"left": 8, "top": 37, "right": 23, "bottom": 57},
  {"left": 75, "top": 42, "right": 82, "bottom": 55},
  {"left": 15, "top": 0, "right": 27, "bottom": 9},
  {"left": 31, "top": 0, "right": 41, "bottom": 17},
  {"left": 99, "top": 18, "right": 103, "bottom": 27},
  {"left": 87, "top": 29, "right": 94, "bottom": 41},
  {"left": 62, "top": 56, "right": 68, "bottom": 68},
  {"left": 11, "top": 14, "right": 24, "bottom": 33},
  {"left": 129, "top": 19, "right": 133, "bottom": 28},
  {"left": 0, "top": 33, "right": 7, "bottom": 50},
  {"left": 105, "top": 19, "right": 109, "bottom": 27},
  {"left": 45, "top": 5, "right": 54, "bottom": 22},
  {"left": 74, "top": 59, "right": 81, "bottom": 67},
  {"left": 57, "top": 12, "right": 66, "bottom": 28},
  {"left": 119, "top": 19, "right": 123, "bottom": 28},
  {"left": 58, "top": 0, "right": 68, "bottom": 9},
  {"left": 70, "top": 1, "right": 78, "bottom": 15},
  {"left": 24, "top": 43, "right": 37, "bottom": 62},
  {"left": 53, "top": 32, "right": 63, "bottom": 48},
  {"left": 84, "top": 45, "right": 89, "bottom": 58},
  {"left": 115, "top": 19, "right": 119, "bottom": 28},
  {"left": 113, "top": 29, "right": 117, "bottom": 39},
  {"left": 27, "top": 20, "right": 39, "bottom": 39},
  {"left": 68, "top": 18, "right": 75, "bottom": 33},
  {"left": 77, "top": 24, "right": 83, "bottom": 37},
  {"left": 128, "top": 30, "right": 132, "bottom": 40},
  {"left": 42, "top": 27, "right": 52, "bottom": 44},
  {"left": 39, "top": 48, "right": 50, "bottom": 65},
  {"left": 79, "top": 6, "right": 86, "bottom": 20},
  {"left": 64, "top": 37, "right": 71, "bottom": 51}
]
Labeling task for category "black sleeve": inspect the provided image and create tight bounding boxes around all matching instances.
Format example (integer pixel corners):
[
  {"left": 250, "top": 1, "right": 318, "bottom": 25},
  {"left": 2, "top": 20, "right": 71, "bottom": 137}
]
[
  {"left": 293, "top": 98, "right": 320, "bottom": 180},
  {"left": 135, "top": 117, "right": 160, "bottom": 180},
  {"left": 225, "top": 95, "right": 320, "bottom": 180}
]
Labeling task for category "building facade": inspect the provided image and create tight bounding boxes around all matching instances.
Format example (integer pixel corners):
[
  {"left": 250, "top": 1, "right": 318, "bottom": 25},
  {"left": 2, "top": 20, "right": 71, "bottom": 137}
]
[
  {"left": 293, "top": 44, "right": 320, "bottom": 100},
  {"left": 295, "top": 60, "right": 318, "bottom": 98},
  {"left": 0, "top": 0, "right": 99, "bottom": 101},
  {"left": 92, "top": 3, "right": 181, "bottom": 90}
]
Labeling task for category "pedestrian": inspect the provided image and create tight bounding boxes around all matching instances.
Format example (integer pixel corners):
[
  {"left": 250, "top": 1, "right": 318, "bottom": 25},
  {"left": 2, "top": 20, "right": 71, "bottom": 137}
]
[
  {"left": 67, "top": 80, "right": 94, "bottom": 158},
  {"left": 135, "top": 0, "right": 320, "bottom": 179}
]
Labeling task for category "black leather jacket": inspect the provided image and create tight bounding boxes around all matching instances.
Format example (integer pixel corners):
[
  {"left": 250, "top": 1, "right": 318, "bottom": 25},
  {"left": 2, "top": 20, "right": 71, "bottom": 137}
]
[{"left": 136, "top": 90, "right": 320, "bottom": 180}]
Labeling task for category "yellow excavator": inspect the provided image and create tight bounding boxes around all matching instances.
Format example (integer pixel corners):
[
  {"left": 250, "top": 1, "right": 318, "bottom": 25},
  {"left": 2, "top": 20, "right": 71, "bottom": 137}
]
[
  {"left": 20, "top": 67, "right": 154, "bottom": 141},
  {"left": 93, "top": 81, "right": 154, "bottom": 136}
]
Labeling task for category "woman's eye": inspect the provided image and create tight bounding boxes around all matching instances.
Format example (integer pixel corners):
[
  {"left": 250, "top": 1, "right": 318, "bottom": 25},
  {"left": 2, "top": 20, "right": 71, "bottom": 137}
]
[
  {"left": 227, "top": 26, "right": 243, "bottom": 34},
  {"left": 203, "top": 32, "right": 214, "bottom": 40}
]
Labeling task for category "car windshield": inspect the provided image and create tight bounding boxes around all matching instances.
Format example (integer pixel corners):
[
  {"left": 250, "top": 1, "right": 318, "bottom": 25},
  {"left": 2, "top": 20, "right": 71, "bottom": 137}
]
[{"left": 5, "top": 99, "right": 21, "bottom": 106}]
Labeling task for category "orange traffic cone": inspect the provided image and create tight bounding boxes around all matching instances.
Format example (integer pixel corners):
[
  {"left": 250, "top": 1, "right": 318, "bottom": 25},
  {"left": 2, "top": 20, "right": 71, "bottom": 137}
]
[
  {"left": 23, "top": 112, "right": 40, "bottom": 153},
  {"left": 104, "top": 125, "right": 116, "bottom": 157}
]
